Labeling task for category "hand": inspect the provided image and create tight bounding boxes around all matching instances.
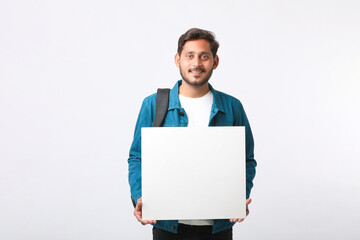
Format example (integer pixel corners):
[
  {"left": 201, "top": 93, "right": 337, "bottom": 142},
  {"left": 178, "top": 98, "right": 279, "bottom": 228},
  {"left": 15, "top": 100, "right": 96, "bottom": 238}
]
[
  {"left": 230, "top": 198, "right": 252, "bottom": 223},
  {"left": 134, "top": 197, "right": 157, "bottom": 225}
]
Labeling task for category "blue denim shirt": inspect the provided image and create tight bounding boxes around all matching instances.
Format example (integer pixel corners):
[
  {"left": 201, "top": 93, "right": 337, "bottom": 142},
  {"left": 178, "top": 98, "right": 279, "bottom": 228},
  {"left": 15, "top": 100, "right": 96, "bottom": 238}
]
[{"left": 128, "top": 80, "right": 256, "bottom": 234}]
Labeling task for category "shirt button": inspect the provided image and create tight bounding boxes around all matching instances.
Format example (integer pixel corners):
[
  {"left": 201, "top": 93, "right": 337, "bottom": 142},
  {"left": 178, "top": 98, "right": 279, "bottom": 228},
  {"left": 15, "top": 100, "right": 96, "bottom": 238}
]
[
  {"left": 171, "top": 226, "right": 175, "bottom": 230},
  {"left": 179, "top": 112, "right": 184, "bottom": 116}
]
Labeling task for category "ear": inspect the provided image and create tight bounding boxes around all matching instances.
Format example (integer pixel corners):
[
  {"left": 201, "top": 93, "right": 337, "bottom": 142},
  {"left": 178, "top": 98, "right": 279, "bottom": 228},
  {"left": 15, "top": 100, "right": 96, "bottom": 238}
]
[
  {"left": 175, "top": 53, "right": 180, "bottom": 68},
  {"left": 212, "top": 55, "right": 219, "bottom": 70}
]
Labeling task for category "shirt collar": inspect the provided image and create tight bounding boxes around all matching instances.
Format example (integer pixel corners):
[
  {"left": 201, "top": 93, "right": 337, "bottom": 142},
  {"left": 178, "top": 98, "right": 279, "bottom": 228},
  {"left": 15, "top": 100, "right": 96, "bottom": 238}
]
[{"left": 168, "top": 80, "right": 225, "bottom": 113}]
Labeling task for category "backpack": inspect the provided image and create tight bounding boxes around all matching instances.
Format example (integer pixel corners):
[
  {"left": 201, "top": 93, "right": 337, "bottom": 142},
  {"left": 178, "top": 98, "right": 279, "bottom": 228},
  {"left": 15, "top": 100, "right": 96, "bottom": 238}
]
[{"left": 131, "top": 88, "right": 170, "bottom": 207}]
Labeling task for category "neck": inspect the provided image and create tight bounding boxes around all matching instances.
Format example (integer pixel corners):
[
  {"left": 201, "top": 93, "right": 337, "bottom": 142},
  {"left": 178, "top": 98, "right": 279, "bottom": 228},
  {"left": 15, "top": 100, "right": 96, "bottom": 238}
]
[{"left": 179, "top": 80, "right": 210, "bottom": 98}]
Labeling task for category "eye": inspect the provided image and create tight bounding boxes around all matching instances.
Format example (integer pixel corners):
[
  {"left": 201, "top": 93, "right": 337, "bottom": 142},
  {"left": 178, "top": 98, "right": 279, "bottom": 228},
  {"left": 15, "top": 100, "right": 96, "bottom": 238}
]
[
  {"left": 186, "top": 54, "right": 193, "bottom": 59},
  {"left": 201, "top": 55, "right": 210, "bottom": 60}
]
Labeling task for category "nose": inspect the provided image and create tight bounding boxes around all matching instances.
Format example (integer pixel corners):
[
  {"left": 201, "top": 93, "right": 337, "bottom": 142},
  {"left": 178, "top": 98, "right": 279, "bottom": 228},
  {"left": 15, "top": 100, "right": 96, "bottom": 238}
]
[{"left": 193, "top": 56, "right": 202, "bottom": 66}]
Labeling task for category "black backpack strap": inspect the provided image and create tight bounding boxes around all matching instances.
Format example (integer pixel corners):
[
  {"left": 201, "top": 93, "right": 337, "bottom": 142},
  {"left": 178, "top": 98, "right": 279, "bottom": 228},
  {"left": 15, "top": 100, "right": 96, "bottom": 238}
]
[
  {"left": 152, "top": 88, "right": 170, "bottom": 127},
  {"left": 131, "top": 197, "right": 136, "bottom": 208},
  {"left": 131, "top": 88, "right": 170, "bottom": 208}
]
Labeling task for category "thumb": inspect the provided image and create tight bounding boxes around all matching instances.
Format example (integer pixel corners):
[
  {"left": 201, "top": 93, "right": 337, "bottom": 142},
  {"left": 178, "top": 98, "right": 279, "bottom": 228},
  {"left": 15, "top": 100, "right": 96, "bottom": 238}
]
[{"left": 136, "top": 198, "right": 142, "bottom": 210}]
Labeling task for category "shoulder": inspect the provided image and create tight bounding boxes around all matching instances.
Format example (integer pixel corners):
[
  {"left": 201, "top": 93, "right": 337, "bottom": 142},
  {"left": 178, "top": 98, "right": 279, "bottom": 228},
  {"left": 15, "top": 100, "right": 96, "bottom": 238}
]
[
  {"left": 213, "top": 89, "right": 244, "bottom": 109},
  {"left": 134, "top": 92, "right": 158, "bottom": 125},
  {"left": 142, "top": 92, "right": 157, "bottom": 105},
  {"left": 139, "top": 91, "right": 157, "bottom": 108}
]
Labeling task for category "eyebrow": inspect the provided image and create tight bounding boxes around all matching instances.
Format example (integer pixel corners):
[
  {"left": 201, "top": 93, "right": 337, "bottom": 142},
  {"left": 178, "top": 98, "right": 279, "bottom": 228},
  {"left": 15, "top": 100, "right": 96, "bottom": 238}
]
[{"left": 185, "top": 51, "right": 211, "bottom": 55}]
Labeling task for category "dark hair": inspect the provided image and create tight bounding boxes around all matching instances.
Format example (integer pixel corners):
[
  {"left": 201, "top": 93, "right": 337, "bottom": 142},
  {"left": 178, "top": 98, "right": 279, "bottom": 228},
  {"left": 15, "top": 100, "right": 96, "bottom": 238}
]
[{"left": 177, "top": 28, "right": 219, "bottom": 57}]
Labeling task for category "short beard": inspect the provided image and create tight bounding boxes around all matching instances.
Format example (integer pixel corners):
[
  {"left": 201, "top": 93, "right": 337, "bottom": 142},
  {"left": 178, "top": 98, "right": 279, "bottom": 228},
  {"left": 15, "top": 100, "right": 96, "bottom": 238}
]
[{"left": 179, "top": 65, "right": 214, "bottom": 87}]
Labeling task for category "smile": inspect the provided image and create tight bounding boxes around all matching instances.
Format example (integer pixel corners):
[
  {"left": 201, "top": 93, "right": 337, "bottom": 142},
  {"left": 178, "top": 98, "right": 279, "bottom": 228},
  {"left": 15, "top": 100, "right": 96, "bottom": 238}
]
[{"left": 189, "top": 68, "right": 205, "bottom": 74}]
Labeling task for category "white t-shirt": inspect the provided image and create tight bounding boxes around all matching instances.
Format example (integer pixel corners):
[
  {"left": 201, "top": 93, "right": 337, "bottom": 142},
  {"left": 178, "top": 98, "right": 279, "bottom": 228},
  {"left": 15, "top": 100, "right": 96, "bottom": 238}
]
[{"left": 178, "top": 90, "right": 214, "bottom": 226}]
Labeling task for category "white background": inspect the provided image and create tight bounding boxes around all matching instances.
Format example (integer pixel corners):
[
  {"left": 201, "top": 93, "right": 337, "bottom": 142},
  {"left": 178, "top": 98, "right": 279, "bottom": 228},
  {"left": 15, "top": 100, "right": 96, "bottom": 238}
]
[{"left": 1, "top": 0, "right": 359, "bottom": 239}]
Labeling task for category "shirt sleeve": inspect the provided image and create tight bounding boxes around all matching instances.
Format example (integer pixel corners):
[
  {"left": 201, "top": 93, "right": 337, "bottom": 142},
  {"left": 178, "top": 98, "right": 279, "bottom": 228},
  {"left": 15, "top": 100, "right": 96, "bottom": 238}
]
[
  {"left": 235, "top": 101, "right": 257, "bottom": 199},
  {"left": 128, "top": 95, "right": 155, "bottom": 204}
]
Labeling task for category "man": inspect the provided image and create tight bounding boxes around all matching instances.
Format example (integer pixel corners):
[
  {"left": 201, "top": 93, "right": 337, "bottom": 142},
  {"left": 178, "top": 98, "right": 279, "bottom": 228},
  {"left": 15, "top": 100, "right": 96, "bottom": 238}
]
[{"left": 128, "top": 28, "right": 257, "bottom": 240}]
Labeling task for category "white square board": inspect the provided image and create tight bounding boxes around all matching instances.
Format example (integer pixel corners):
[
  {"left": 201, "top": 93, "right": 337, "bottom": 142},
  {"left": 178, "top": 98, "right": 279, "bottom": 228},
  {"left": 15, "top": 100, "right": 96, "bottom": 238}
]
[{"left": 141, "top": 126, "right": 246, "bottom": 220}]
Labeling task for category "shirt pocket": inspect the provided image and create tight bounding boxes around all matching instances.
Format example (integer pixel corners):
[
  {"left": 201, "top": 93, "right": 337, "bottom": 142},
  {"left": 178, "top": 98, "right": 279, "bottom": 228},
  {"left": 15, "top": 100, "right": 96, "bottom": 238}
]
[{"left": 213, "top": 117, "right": 234, "bottom": 126}]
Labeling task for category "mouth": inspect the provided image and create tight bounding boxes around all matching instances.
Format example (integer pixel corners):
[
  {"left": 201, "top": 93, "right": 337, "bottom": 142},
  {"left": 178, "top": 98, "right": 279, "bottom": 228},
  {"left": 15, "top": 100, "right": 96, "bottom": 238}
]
[{"left": 189, "top": 67, "right": 205, "bottom": 75}]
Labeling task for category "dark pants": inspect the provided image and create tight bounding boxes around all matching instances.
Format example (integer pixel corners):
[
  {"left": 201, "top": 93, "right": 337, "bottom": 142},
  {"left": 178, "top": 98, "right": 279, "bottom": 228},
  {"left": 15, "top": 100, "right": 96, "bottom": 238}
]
[{"left": 153, "top": 224, "right": 233, "bottom": 240}]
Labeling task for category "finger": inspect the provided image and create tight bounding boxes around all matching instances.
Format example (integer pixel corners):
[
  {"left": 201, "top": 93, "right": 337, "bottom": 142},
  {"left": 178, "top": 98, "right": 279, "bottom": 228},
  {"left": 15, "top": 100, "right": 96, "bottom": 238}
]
[
  {"left": 134, "top": 212, "right": 142, "bottom": 222},
  {"left": 134, "top": 209, "right": 143, "bottom": 221},
  {"left": 230, "top": 217, "right": 245, "bottom": 223},
  {"left": 141, "top": 220, "right": 150, "bottom": 225},
  {"left": 139, "top": 217, "right": 149, "bottom": 225},
  {"left": 246, "top": 198, "right": 252, "bottom": 205},
  {"left": 136, "top": 215, "right": 143, "bottom": 223},
  {"left": 142, "top": 218, "right": 157, "bottom": 224},
  {"left": 135, "top": 204, "right": 141, "bottom": 211},
  {"left": 136, "top": 201, "right": 142, "bottom": 210},
  {"left": 136, "top": 198, "right": 142, "bottom": 207},
  {"left": 140, "top": 219, "right": 157, "bottom": 225},
  {"left": 135, "top": 213, "right": 156, "bottom": 225},
  {"left": 237, "top": 218, "right": 245, "bottom": 222},
  {"left": 135, "top": 211, "right": 142, "bottom": 219}
]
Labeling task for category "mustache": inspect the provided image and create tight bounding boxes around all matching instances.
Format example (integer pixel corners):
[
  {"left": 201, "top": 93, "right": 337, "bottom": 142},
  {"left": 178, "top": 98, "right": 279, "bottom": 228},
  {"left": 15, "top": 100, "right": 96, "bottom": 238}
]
[{"left": 189, "top": 67, "right": 205, "bottom": 73}]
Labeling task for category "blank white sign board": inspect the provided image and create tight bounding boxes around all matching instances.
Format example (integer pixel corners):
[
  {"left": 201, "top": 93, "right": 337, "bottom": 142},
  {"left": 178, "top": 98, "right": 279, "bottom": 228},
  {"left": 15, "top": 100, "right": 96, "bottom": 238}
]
[{"left": 141, "top": 126, "right": 246, "bottom": 220}]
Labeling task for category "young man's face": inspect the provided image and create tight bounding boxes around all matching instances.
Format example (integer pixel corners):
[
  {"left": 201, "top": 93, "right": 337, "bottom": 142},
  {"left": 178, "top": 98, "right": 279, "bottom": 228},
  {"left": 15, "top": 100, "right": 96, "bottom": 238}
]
[{"left": 175, "top": 39, "right": 219, "bottom": 87}]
